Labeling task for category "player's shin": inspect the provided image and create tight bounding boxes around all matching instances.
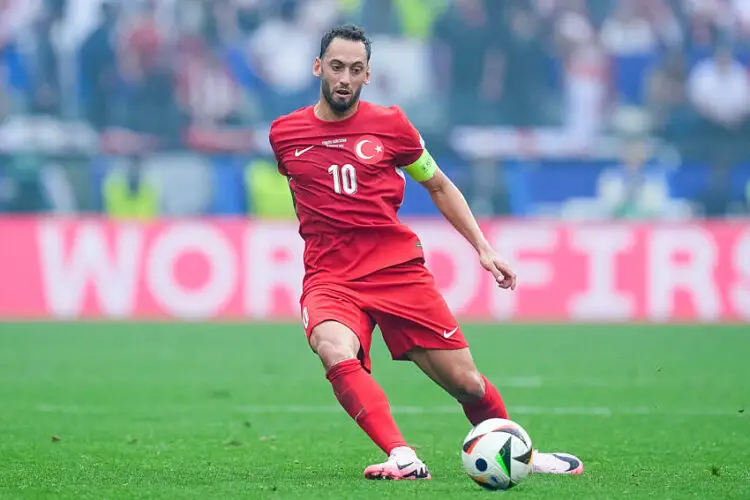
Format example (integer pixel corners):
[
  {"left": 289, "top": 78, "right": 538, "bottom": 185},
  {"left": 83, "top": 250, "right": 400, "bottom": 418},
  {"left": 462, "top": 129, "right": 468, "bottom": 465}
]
[
  {"left": 325, "top": 358, "right": 409, "bottom": 454},
  {"left": 461, "top": 375, "right": 509, "bottom": 425}
]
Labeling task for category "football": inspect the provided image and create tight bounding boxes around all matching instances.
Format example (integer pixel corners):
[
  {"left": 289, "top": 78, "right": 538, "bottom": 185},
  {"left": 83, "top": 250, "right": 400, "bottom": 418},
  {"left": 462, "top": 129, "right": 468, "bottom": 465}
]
[{"left": 461, "top": 418, "right": 534, "bottom": 490}]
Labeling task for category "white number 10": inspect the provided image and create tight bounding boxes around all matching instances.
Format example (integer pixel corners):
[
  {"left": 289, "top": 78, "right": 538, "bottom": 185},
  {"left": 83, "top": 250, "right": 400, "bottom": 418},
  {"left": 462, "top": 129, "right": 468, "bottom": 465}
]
[{"left": 328, "top": 164, "right": 357, "bottom": 195}]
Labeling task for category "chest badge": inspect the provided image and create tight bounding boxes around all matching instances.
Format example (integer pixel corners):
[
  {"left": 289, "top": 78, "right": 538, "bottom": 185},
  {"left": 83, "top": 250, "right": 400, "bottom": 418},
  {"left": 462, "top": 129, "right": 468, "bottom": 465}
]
[{"left": 354, "top": 135, "right": 385, "bottom": 165}]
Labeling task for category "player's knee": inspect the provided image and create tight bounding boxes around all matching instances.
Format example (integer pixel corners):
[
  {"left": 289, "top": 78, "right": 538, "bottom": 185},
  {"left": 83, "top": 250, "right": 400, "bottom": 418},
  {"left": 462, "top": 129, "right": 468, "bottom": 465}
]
[
  {"left": 451, "top": 369, "right": 486, "bottom": 403},
  {"left": 309, "top": 322, "right": 360, "bottom": 370},
  {"left": 314, "top": 340, "right": 358, "bottom": 368}
]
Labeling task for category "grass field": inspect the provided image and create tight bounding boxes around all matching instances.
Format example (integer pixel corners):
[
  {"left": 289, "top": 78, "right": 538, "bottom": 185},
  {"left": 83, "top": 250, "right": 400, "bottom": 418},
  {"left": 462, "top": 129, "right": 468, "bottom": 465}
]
[{"left": 0, "top": 322, "right": 748, "bottom": 499}]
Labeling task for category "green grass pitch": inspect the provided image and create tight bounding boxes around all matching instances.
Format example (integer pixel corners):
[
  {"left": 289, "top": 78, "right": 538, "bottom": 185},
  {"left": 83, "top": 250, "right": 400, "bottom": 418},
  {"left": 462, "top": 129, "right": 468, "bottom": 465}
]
[{"left": 0, "top": 322, "right": 748, "bottom": 499}]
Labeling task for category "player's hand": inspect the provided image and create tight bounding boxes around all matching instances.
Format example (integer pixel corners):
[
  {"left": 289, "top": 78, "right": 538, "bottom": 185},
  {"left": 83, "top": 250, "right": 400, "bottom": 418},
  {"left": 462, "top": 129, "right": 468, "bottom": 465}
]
[{"left": 479, "top": 251, "right": 517, "bottom": 291}]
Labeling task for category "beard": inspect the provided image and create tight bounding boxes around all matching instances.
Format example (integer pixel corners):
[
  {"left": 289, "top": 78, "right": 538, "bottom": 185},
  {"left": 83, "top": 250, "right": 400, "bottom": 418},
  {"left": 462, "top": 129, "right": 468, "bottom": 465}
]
[{"left": 321, "top": 78, "right": 362, "bottom": 114}]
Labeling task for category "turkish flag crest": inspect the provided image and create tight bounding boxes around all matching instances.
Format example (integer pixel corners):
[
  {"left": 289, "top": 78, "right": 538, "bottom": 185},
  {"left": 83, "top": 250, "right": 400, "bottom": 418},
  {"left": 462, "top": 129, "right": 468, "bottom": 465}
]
[{"left": 353, "top": 135, "right": 385, "bottom": 164}]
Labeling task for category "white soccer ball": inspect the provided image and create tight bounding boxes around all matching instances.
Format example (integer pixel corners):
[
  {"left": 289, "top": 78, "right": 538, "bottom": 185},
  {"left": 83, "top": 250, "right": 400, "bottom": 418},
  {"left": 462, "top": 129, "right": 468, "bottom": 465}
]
[{"left": 461, "top": 418, "right": 534, "bottom": 490}]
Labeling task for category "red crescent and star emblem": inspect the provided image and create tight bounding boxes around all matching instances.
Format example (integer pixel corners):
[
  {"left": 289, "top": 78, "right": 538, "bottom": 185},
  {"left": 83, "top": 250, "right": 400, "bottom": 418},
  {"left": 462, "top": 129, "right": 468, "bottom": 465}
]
[{"left": 353, "top": 135, "right": 385, "bottom": 164}]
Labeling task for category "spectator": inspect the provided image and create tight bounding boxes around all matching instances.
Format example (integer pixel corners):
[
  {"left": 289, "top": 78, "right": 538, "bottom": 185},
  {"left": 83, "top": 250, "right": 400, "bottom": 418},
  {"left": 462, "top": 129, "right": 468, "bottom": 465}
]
[
  {"left": 696, "top": 157, "right": 734, "bottom": 218},
  {"left": 500, "top": 2, "right": 552, "bottom": 126},
  {"left": 463, "top": 158, "right": 511, "bottom": 217},
  {"left": 687, "top": 45, "right": 750, "bottom": 160},
  {"left": 596, "top": 138, "right": 672, "bottom": 220},
  {"left": 175, "top": 35, "right": 247, "bottom": 127},
  {"left": 554, "top": 3, "right": 608, "bottom": 142},
  {"left": 248, "top": 0, "right": 319, "bottom": 118},
  {"left": 0, "top": 154, "right": 50, "bottom": 213},
  {"left": 645, "top": 49, "right": 693, "bottom": 139},
  {"left": 102, "top": 155, "right": 159, "bottom": 220},
  {"left": 683, "top": 0, "right": 726, "bottom": 53},
  {"left": 600, "top": 0, "right": 658, "bottom": 55},
  {"left": 120, "top": 1, "right": 180, "bottom": 143},
  {"left": 27, "top": 5, "right": 62, "bottom": 116},
  {"left": 433, "top": 0, "right": 503, "bottom": 125},
  {"left": 79, "top": 0, "right": 120, "bottom": 130}
]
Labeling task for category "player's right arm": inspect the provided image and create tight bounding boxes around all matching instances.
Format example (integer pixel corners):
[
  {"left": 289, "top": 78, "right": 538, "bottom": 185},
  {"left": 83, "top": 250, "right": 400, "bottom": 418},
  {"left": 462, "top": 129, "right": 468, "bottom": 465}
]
[
  {"left": 268, "top": 119, "right": 286, "bottom": 177},
  {"left": 268, "top": 119, "right": 300, "bottom": 219}
]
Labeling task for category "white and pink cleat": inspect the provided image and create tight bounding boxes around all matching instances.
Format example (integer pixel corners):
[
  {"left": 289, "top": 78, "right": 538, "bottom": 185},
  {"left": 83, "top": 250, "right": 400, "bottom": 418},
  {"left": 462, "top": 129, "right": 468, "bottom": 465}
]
[
  {"left": 532, "top": 452, "right": 585, "bottom": 475},
  {"left": 363, "top": 448, "right": 581, "bottom": 480},
  {"left": 364, "top": 446, "right": 431, "bottom": 480}
]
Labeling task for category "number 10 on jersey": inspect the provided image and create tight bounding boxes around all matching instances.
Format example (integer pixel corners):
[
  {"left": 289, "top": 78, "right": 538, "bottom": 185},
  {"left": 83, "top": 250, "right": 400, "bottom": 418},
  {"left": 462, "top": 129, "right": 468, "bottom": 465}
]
[{"left": 328, "top": 164, "right": 357, "bottom": 195}]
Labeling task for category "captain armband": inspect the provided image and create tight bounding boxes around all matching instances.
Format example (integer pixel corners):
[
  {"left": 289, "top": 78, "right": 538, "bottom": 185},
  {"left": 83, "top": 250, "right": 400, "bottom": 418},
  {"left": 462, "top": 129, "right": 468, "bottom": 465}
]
[{"left": 402, "top": 149, "right": 437, "bottom": 182}]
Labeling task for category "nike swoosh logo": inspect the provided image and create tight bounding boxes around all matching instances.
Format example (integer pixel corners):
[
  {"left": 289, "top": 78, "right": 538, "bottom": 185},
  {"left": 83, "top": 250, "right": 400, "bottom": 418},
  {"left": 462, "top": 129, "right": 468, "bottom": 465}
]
[
  {"left": 295, "top": 146, "right": 314, "bottom": 157},
  {"left": 443, "top": 326, "right": 459, "bottom": 338},
  {"left": 397, "top": 462, "right": 414, "bottom": 470}
]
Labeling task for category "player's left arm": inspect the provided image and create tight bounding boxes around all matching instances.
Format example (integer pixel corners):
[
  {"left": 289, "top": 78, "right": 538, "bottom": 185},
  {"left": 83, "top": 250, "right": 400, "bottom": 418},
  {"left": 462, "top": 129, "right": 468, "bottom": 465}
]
[
  {"left": 405, "top": 155, "right": 516, "bottom": 290},
  {"left": 393, "top": 107, "right": 515, "bottom": 290}
]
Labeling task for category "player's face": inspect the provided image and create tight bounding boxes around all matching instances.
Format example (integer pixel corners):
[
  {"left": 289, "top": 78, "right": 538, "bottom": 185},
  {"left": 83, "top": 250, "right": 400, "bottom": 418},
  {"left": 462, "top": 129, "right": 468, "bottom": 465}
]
[{"left": 315, "top": 38, "right": 370, "bottom": 114}]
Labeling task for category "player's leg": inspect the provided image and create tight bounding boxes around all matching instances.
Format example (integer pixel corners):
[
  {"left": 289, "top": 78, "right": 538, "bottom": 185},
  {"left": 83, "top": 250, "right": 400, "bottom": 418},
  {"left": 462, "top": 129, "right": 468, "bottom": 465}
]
[
  {"left": 375, "top": 316, "right": 510, "bottom": 427},
  {"left": 302, "top": 288, "right": 430, "bottom": 480},
  {"left": 405, "top": 346, "right": 508, "bottom": 423},
  {"left": 407, "top": 346, "right": 583, "bottom": 475},
  {"left": 304, "top": 294, "right": 405, "bottom": 454},
  {"left": 362, "top": 263, "right": 510, "bottom": 423},
  {"left": 311, "top": 320, "right": 412, "bottom": 456},
  {"left": 368, "top": 263, "right": 583, "bottom": 475}
]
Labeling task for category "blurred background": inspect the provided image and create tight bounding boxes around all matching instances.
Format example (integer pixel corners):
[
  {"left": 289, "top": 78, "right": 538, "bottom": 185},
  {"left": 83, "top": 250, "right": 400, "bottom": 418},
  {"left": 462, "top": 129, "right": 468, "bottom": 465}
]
[{"left": 1, "top": 0, "right": 749, "bottom": 220}]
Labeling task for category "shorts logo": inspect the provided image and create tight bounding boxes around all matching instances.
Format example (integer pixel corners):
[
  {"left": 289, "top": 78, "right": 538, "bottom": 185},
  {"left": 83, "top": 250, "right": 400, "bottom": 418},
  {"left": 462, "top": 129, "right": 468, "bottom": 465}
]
[
  {"left": 354, "top": 135, "right": 385, "bottom": 164},
  {"left": 443, "top": 326, "right": 459, "bottom": 338},
  {"left": 302, "top": 307, "right": 309, "bottom": 329}
]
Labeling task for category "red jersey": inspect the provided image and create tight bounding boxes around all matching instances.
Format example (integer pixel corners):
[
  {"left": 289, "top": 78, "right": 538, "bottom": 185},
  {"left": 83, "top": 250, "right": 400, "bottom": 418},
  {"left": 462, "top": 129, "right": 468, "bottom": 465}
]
[{"left": 269, "top": 101, "right": 426, "bottom": 288}]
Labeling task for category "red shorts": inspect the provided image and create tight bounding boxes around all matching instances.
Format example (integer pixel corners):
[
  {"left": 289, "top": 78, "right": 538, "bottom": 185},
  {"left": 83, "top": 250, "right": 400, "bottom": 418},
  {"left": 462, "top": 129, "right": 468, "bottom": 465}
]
[{"left": 300, "top": 260, "right": 469, "bottom": 372}]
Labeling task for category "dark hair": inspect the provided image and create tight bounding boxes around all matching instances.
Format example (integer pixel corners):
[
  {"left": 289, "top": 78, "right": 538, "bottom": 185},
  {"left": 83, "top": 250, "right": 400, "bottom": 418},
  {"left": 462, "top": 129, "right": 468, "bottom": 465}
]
[{"left": 319, "top": 24, "right": 371, "bottom": 61}]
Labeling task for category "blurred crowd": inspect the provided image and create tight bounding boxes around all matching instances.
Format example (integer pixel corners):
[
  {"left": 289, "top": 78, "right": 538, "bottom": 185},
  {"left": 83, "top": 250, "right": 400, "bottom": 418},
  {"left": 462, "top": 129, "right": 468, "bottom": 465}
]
[{"left": 0, "top": 0, "right": 749, "bottom": 219}]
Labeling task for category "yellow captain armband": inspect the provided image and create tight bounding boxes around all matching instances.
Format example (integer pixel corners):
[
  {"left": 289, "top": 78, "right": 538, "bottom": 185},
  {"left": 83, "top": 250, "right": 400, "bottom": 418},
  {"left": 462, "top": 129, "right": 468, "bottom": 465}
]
[{"left": 402, "top": 149, "right": 437, "bottom": 182}]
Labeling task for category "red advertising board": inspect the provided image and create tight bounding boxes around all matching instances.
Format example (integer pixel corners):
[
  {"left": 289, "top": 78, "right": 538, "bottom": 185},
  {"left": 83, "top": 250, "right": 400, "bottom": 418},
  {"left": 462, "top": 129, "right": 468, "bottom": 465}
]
[{"left": 0, "top": 217, "right": 748, "bottom": 322}]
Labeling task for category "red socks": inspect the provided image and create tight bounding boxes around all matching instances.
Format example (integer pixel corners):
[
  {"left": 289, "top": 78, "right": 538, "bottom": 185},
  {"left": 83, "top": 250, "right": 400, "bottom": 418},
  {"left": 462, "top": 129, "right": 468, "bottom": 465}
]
[
  {"left": 326, "top": 359, "right": 408, "bottom": 455},
  {"left": 326, "top": 361, "right": 506, "bottom": 449},
  {"left": 462, "top": 375, "right": 509, "bottom": 425}
]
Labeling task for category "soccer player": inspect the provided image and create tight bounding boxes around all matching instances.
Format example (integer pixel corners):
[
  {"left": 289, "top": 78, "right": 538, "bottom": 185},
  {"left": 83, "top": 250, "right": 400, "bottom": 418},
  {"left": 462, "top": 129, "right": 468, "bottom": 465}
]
[{"left": 268, "top": 24, "right": 583, "bottom": 480}]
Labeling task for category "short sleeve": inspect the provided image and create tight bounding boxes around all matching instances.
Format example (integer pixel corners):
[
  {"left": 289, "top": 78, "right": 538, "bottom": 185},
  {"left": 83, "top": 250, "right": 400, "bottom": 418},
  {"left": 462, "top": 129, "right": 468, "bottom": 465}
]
[
  {"left": 393, "top": 107, "right": 425, "bottom": 167},
  {"left": 268, "top": 123, "right": 287, "bottom": 176}
]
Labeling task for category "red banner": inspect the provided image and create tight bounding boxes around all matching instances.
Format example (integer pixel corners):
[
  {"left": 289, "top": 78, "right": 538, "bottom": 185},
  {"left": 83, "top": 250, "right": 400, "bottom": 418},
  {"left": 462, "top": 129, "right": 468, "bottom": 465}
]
[{"left": 0, "top": 217, "right": 748, "bottom": 322}]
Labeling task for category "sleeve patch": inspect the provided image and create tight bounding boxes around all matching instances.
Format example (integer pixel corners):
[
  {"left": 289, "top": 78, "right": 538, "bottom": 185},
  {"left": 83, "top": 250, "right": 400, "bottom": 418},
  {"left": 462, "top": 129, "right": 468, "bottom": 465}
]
[{"left": 402, "top": 149, "right": 436, "bottom": 182}]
